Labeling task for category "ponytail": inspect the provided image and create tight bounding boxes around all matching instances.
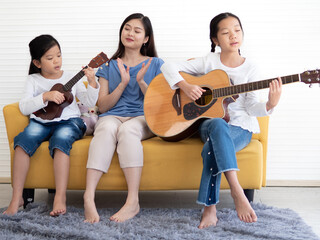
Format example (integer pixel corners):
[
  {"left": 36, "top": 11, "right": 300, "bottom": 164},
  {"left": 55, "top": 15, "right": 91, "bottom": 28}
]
[
  {"left": 28, "top": 61, "right": 41, "bottom": 75},
  {"left": 211, "top": 42, "right": 216, "bottom": 53}
]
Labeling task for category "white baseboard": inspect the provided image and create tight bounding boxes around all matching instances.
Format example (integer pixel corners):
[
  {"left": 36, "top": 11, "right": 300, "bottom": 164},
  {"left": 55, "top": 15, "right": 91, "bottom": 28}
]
[
  {"left": 267, "top": 180, "right": 320, "bottom": 187},
  {"left": 0, "top": 177, "right": 11, "bottom": 184},
  {"left": 1, "top": 178, "right": 320, "bottom": 186}
]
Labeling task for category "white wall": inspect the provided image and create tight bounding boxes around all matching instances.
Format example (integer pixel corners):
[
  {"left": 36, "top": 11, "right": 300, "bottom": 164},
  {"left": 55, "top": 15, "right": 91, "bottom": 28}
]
[{"left": 0, "top": 0, "right": 319, "bottom": 183}]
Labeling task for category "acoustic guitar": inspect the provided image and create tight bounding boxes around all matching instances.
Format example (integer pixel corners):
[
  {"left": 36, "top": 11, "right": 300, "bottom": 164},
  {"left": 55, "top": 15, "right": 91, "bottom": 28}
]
[
  {"left": 144, "top": 69, "right": 319, "bottom": 142},
  {"left": 34, "top": 52, "right": 109, "bottom": 120}
]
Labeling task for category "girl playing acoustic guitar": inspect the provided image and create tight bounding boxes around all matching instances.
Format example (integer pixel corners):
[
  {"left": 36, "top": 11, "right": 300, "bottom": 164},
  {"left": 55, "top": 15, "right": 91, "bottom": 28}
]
[
  {"left": 84, "top": 13, "right": 164, "bottom": 223},
  {"left": 161, "top": 12, "right": 282, "bottom": 229},
  {"left": 3, "top": 34, "right": 99, "bottom": 217}
]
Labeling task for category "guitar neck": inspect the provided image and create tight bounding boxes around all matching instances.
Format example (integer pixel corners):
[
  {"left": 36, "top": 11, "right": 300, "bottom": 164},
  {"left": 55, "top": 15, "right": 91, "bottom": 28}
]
[
  {"left": 63, "top": 66, "right": 88, "bottom": 91},
  {"left": 214, "top": 73, "right": 300, "bottom": 98}
]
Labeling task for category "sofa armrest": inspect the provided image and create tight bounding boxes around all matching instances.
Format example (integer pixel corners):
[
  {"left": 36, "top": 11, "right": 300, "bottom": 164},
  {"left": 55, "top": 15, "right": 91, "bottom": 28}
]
[
  {"left": 254, "top": 116, "right": 269, "bottom": 187},
  {"left": 3, "top": 102, "right": 29, "bottom": 146}
]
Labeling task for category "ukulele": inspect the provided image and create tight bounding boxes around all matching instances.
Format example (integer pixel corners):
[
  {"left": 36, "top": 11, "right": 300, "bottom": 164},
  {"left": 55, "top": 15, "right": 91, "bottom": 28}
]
[
  {"left": 34, "top": 52, "right": 109, "bottom": 120},
  {"left": 144, "top": 69, "right": 320, "bottom": 141}
]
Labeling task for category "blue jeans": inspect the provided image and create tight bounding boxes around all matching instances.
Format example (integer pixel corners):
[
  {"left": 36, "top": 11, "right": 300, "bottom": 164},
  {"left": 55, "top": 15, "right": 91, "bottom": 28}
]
[
  {"left": 197, "top": 118, "right": 252, "bottom": 206},
  {"left": 14, "top": 118, "right": 86, "bottom": 158}
]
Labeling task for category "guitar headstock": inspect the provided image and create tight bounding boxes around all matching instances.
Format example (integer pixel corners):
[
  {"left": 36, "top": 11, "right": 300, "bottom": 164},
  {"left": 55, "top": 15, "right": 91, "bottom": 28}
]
[
  {"left": 300, "top": 69, "right": 320, "bottom": 85},
  {"left": 88, "top": 52, "right": 109, "bottom": 68}
]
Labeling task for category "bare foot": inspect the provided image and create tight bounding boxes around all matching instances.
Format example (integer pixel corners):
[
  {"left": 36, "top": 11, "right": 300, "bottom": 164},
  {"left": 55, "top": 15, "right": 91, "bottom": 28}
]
[
  {"left": 84, "top": 193, "right": 100, "bottom": 223},
  {"left": 231, "top": 189, "right": 257, "bottom": 223},
  {"left": 198, "top": 205, "right": 218, "bottom": 229},
  {"left": 50, "top": 195, "right": 66, "bottom": 217},
  {"left": 110, "top": 202, "right": 140, "bottom": 223},
  {"left": 2, "top": 197, "right": 24, "bottom": 215}
]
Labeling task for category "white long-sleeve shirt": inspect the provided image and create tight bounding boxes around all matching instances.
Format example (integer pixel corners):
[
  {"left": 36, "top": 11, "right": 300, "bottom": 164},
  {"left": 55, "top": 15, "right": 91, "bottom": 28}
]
[
  {"left": 160, "top": 52, "right": 272, "bottom": 133},
  {"left": 19, "top": 71, "right": 100, "bottom": 123}
]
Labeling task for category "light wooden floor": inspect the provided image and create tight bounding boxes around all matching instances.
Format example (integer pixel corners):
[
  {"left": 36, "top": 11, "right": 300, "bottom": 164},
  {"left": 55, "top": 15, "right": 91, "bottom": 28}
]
[{"left": 0, "top": 184, "right": 319, "bottom": 237}]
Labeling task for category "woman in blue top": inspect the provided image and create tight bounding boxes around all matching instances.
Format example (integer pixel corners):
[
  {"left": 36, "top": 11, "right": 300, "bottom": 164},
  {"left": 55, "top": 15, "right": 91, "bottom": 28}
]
[{"left": 84, "top": 13, "right": 164, "bottom": 223}]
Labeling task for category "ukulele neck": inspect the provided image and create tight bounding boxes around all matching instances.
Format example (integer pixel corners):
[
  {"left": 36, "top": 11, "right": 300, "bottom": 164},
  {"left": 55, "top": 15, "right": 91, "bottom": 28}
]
[{"left": 63, "top": 66, "right": 88, "bottom": 91}]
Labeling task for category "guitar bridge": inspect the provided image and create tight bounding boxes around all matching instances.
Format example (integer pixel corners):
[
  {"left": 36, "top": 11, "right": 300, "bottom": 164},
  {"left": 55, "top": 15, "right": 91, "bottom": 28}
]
[{"left": 172, "top": 89, "right": 181, "bottom": 115}]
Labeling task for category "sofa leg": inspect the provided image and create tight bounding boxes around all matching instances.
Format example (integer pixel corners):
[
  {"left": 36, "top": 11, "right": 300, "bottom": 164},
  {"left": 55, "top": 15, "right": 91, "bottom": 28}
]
[
  {"left": 244, "top": 189, "right": 254, "bottom": 202},
  {"left": 48, "top": 189, "right": 56, "bottom": 194},
  {"left": 22, "top": 188, "right": 35, "bottom": 208}
]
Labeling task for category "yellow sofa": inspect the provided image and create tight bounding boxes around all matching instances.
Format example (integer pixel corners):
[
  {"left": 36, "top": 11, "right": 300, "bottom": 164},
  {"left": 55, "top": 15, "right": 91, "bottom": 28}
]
[{"left": 3, "top": 102, "right": 269, "bottom": 207}]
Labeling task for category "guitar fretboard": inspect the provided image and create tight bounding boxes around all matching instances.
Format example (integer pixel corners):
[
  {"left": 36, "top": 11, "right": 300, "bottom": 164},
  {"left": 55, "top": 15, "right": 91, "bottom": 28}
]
[
  {"left": 63, "top": 66, "right": 88, "bottom": 91},
  {"left": 213, "top": 74, "right": 300, "bottom": 98}
]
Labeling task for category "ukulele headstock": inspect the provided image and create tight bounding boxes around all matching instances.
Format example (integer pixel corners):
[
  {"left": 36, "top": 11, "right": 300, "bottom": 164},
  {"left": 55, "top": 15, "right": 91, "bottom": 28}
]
[
  {"left": 88, "top": 52, "right": 109, "bottom": 68},
  {"left": 300, "top": 69, "right": 320, "bottom": 86}
]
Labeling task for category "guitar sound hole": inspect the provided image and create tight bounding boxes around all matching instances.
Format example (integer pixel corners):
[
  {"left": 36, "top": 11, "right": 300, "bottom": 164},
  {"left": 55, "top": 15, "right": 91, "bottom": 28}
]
[{"left": 195, "top": 87, "right": 213, "bottom": 106}]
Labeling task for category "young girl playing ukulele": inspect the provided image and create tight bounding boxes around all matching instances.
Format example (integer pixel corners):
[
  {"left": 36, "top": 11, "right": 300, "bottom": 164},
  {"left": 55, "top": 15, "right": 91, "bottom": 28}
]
[
  {"left": 84, "top": 13, "right": 164, "bottom": 223},
  {"left": 3, "top": 34, "right": 99, "bottom": 216},
  {"left": 161, "top": 12, "right": 282, "bottom": 229}
]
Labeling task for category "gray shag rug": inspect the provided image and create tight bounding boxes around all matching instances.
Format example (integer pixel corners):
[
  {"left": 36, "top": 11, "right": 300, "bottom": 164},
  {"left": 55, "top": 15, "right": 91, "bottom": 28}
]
[{"left": 0, "top": 203, "right": 319, "bottom": 240}]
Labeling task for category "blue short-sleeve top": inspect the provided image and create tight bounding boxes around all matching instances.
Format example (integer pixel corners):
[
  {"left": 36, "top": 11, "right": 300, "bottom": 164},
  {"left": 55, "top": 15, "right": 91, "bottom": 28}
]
[{"left": 96, "top": 57, "right": 164, "bottom": 117}]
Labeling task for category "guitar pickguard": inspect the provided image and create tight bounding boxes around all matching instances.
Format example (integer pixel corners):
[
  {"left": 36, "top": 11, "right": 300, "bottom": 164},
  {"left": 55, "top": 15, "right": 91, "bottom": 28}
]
[{"left": 183, "top": 99, "right": 217, "bottom": 120}]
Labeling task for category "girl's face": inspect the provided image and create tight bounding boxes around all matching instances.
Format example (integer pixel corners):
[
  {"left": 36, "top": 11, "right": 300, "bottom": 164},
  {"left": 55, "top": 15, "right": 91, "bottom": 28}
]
[
  {"left": 213, "top": 17, "right": 243, "bottom": 53},
  {"left": 33, "top": 45, "right": 62, "bottom": 79},
  {"left": 121, "top": 19, "right": 149, "bottom": 51}
]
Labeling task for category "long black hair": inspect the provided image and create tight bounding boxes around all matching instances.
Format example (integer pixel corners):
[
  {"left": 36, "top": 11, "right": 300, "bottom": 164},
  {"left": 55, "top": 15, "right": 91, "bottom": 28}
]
[
  {"left": 111, "top": 13, "right": 158, "bottom": 60},
  {"left": 209, "top": 12, "right": 243, "bottom": 54},
  {"left": 28, "top": 34, "right": 61, "bottom": 74}
]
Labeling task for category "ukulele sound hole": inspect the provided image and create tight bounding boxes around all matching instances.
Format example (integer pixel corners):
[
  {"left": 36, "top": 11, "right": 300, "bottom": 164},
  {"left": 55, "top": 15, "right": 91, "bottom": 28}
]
[{"left": 195, "top": 87, "right": 213, "bottom": 106}]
